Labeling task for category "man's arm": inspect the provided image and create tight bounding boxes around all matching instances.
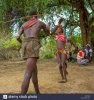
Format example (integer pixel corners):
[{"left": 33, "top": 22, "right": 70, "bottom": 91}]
[
  {"left": 42, "top": 18, "right": 64, "bottom": 35},
  {"left": 16, "top": 27, "right": 23, "bottom": 44},
  {"left": 42, "top": 22, "right": 59, "bottom": 35},
  {"left": 42, "top": 22, "right": 50, "bottom": 34},
  {"left": 51, "top": 18, "right": 64, "bottom": 35},
  {"left": 50, "top": 25, "right": 58, "bottom": 35}
]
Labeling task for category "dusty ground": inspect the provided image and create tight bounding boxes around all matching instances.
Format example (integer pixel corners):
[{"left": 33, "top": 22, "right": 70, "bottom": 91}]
[{"left": 0, "top": 59, "right": 94, "bottom": 94}]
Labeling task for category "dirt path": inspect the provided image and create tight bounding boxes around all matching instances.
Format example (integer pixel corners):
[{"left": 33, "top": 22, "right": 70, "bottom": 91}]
[{"left": 0, "top": 59, "right": 94, "bottom": 93}]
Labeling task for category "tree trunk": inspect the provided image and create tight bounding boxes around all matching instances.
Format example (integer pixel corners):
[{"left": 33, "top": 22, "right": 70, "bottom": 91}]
[
  {"left": 72, "top": 0, "right": 92, "bottom": 47},
  {"left": 78, "top": 3, "right": 92, "bottom": 47}
]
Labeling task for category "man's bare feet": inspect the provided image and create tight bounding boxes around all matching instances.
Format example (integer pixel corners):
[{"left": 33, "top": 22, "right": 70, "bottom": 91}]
[
  {"left": 66, "top": 71, "right": 68, "bottom": 75},
  {"left": 58, "top": 78, "right": 67, "bottom": 83}
]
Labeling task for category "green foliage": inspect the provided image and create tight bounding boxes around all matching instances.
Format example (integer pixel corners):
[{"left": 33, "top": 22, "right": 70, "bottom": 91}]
[
  {"left": 70, "top": 34, "right": 82, "bottom": 47},
  {"left": 3, "top": 37, "right": 21, "bottom": 48},
  {"left": 0, "top": 0, "right": 94, "bottom": 58},
  {"left": 40, "top": 36, "right": 56, "bottom": 59},
  {"left": 39, "top": 30, "right": 48, "bottom": 39},
  {"left": 2, "top": 36, "right": 56, "bottom": 59}
]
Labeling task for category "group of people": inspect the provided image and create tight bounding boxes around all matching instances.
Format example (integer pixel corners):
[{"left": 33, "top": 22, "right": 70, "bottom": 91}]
[
  {"left": 16, "top": 8, "right": 69, "bottom": 94},
  {"left": 16, "top": 7, "right": 94, "bottom": 94},
  {"left": 16, "top": 8, "right": 94, "bottom": 94},
  {"left": 67, "top": 44, "right": 93, "bottom": 65},
  {"left": 77, "top": 44, "right": 93, "bottom": 65}
]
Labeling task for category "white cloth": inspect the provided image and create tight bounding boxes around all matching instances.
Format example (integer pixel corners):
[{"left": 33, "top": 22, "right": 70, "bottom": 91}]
[
  {"left": 84, "top": 48, "right": 89, "bottom": 57},
  {"left": 85, "top": 48, "right": 93, "bottom": 57},
  {"left": 89, "top": 49, "right": 93, "bottom": 57}
]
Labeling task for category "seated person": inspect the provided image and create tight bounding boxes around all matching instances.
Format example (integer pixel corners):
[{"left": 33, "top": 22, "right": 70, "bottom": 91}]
[
  {"left": 85, "top": 44, "right": 93, "bottom": 62},
  {"left": 89, "top": 48, "right": 93, "bottom": 62},
  {"left": 77, "top": 48, "right": 89, "bottom": 65},
  {"left": 73, "top": 46, "right": 79, "bottom": 54},
  {"left": 73, "top": 46, "right": 79, "bottom": 61},
  {"left": 67, "top": 52, "right": 73, "bottom": 62}
]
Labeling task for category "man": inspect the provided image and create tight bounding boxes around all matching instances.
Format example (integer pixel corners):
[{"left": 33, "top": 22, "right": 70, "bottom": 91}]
[
  {"left": 16, "top": 8, "right": 62, "bottom": 94},
  {"left": 52, "top": 18, "right": 68, "bottom": 82}
]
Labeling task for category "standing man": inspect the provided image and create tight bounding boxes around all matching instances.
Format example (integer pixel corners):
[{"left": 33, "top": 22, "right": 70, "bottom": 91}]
[
  {"left": 16, "top": 8, "right": 51, "bottom": 94},
  {"left": 51, "top": 18, "right": 68, "bottom": 82},
  {"left": 16, "top": 8, "right": 63, "bottom": 93}
]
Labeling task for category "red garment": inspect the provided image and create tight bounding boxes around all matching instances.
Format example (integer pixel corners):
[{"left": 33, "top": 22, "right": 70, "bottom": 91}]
[
  {"left": 55, "top": 34, "right": 66, "bottom": 42},
  {"left": 79, "top": 51, "right": 83, "bottom": 56},
  {"left": 22, "top": 17, "right": 38, "bottom": 30},
  {"left": 78, "top": 51, "right": 86, "bottom": 57},
  {"left": 77, "top": 51, "right": 85, "bottom": 59}
]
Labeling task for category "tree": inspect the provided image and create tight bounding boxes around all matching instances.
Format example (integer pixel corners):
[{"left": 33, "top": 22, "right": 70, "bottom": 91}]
[
  {"left": 70, "top": 0, "right": 94, "bottom": 47},
  {"left": 0, "top": 0, "right": 94, "bottom": 48}
]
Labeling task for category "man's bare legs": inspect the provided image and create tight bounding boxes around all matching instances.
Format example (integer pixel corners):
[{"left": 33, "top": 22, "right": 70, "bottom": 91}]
[
  {"left": 21, "top": 57, "right": 40, "bottom": 94},
  {"left": 59, "top": 65, "right": 64, "bottom": 80},
  {"left": 65, "top": 62, "right": 68, "bottom": 75},
  {"left": 61, "top": 53, "right": 68, "bottom": 82},
  {"left": 32, "top": 64, "right": 40, "bottom": 93},
  {"left": 57, "top": 53, "right": 64, "bottom": 80}
]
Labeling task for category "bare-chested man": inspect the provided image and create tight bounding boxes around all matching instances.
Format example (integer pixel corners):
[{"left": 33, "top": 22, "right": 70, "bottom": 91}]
[
  {"left": 51, "top": 18, "right": 68, "bottom": 82},
  {"left": 16, "top": 8, "right": 51, "bottom": 94}
]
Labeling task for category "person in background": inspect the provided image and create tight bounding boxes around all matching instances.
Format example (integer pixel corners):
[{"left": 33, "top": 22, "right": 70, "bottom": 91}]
[
  {"left": 73, "top": 46, "right": 79, "bottom": 54},
  {"left": 73, "top": 46, "right": 79, "bottom": 61},
  {"left": 77, "top": 48, "right": 89, "bottom": 65},
  {"left": 67, "top": 52, "right": 73, "bottom": 62},
  {"left": 85, "top": 44, "right": 93, "bottom": 62}
]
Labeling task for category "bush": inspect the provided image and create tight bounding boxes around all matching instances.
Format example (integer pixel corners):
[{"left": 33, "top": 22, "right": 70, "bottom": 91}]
[
  {"left": 3, "top": 37, "right": 21, "bottom": 49},
  {"left": 40, "top": 36, "right": 56, "bottom": 59},
  {"left": 0, "top": 37, "right": 21, "bottom": 60}
]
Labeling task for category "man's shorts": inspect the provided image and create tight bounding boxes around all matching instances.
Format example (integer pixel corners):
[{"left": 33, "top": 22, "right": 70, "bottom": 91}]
[{"left": 22, "top": 37, "right": 41, "bottom": 60}]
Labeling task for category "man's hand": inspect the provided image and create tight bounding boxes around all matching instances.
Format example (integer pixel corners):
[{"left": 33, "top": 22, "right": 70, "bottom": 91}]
[
  {"left": 16, "top": 34, "right": 22, "bottom": 44},
  {"left": 47, "top": 22, "right": 51, "bottom": 29},
  {"left": 58, "top": 18, "right": 64, "bottom": 24},
  {"left": 47, "top": 22, "right": 51, "bottom": 26}
]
